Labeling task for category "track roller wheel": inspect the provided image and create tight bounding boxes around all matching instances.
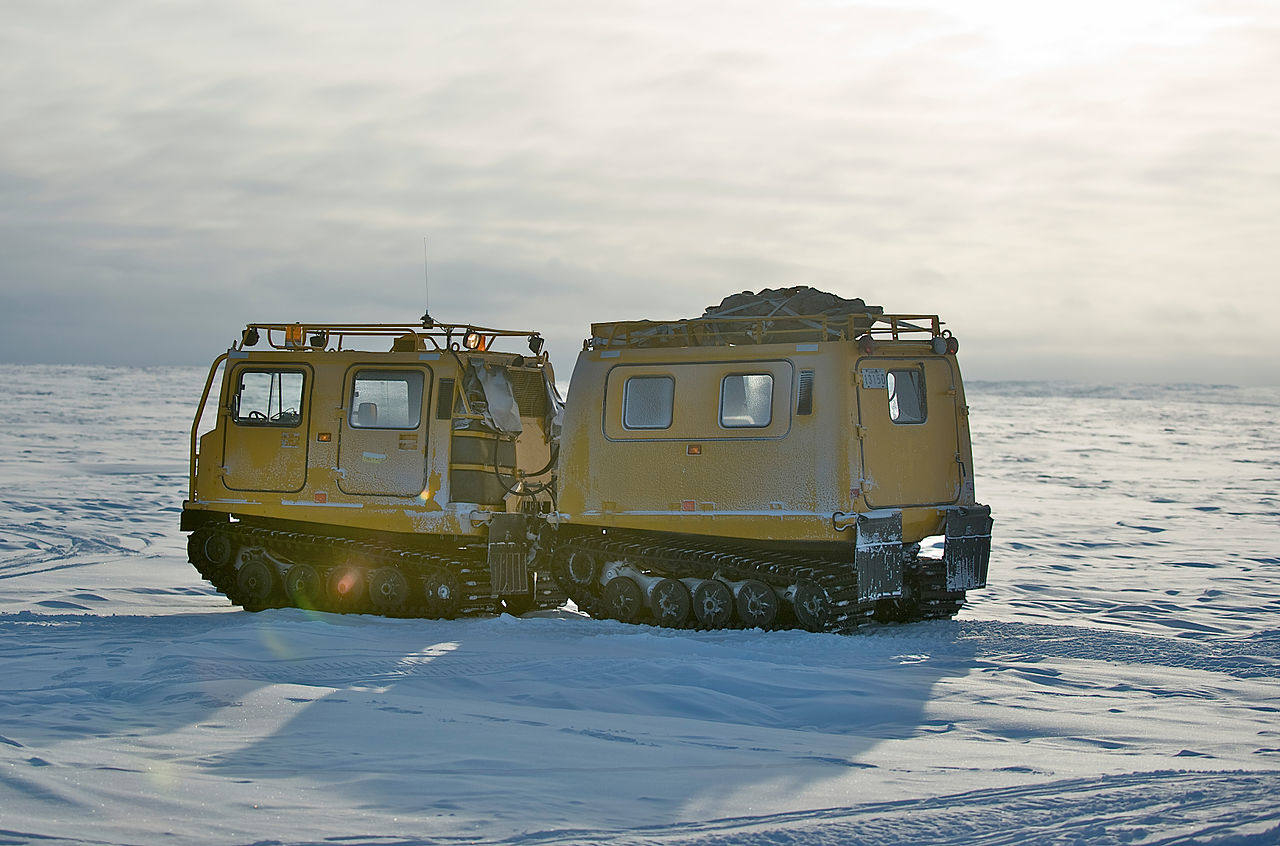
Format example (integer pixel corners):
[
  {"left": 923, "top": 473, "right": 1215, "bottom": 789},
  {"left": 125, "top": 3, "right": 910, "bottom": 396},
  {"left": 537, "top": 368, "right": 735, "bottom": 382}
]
[
  {"left": 735, "top": 579, "right": 779, "bottom": 629},
  {"left": 691, "top": 579, "right": 733, "bottom": 629},
  {"left": 236, "top": 557, "right": 278, "bottom": 610},
  {"left": 187, "top": 531, "right": 206, "bottom": 565},
  {"left": 367, "top": 566, "right": 410, "bottom": 614},
  {"left": 327, "top": 565, "right": 366, "bottom": 611},
  {"left": 423, "top": 571, "right": 460, "bottom": 619},
  {"left": 204, "top": 531, "right": 235, "bottom": 569},
  {"left": 564, "top": 549, "right": 600, "bottom": 587},
  {"left": 791, "top": 581, "right": 830, "bottom": 632},
  {"left": 602, "top": 576, "right": 644, "bottom": 623},
  {"left": 648, "top": 578, "right": 691, "bottom": 627},
  {"left": 284, "top": 563, "right": 323, "bottom": 609}
]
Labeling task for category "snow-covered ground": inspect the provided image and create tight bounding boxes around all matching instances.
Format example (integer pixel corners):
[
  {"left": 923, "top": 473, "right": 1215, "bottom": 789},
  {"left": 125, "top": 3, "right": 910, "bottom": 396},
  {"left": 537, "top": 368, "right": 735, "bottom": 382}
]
[{"left": 1, "top": 365, "right": 1277, "bottom": 845}]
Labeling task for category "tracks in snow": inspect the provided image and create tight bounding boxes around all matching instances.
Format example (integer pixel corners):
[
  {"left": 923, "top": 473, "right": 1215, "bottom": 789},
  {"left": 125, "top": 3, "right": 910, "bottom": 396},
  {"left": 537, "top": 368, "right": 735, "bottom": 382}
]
[{"left": 469, "top": 769, "right": 1280, "bottom": 846}]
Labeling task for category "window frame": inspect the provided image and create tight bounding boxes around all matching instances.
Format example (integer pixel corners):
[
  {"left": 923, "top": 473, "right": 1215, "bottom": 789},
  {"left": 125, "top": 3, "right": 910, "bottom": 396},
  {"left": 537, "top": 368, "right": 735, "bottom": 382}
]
[
  {"left": 231, "top": 368, "right": 306, "bottom": 428},
  {"left": 348, "top": 368, "right": 426, "bottom": 431},
  {"left": 621, "top": 374, "right": 675, "bottom": 430},
  {"left": 718, "top": 372, "right": 775, "bottom": 429}
]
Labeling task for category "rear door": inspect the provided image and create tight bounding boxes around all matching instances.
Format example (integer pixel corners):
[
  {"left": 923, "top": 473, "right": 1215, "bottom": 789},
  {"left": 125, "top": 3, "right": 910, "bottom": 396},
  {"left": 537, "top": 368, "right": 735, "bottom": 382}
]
[
  {"left": 337, "top": 367, "right": 431, "bottom": 497},
  {"left": 222, "top": 366, "right": 310, "bottom": 492},
  {"left": 855, "top": 357, "right": 961, "bottom": 508}
]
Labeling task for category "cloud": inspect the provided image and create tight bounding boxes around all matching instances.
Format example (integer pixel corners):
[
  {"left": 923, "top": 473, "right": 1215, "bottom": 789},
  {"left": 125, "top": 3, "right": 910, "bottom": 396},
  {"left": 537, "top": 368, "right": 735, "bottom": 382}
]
[{"left": 1, "top": 0, "right": 1278, "bottom": 383}]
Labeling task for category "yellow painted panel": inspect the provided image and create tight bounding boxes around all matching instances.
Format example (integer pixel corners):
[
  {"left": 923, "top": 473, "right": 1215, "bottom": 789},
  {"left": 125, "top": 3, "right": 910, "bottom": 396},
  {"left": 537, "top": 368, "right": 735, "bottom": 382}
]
[
  {"left": 602, "top": 359, "right": 794, "bottom": 441},
  {"left": 856, "top": 356, "right": 961, "bottom": 508},
  {"left": 222, "top": 365, "right": 310, "bottom": 492},
  {"left": 336, "top": 366, "right": 432, "bottom": 497}
]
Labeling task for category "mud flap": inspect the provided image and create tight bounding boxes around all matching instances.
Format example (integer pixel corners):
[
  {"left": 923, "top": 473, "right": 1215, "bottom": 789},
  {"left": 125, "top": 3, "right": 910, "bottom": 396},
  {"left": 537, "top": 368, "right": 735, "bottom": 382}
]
[
  {"left": 855, "top": 511, "right": 904, "bottom": 601},
  {"left": 944, "top": 505, "right": 993, "bottom": 591},
  {"left": 487, "top": 513, "right": 530, "bottom": 596}
]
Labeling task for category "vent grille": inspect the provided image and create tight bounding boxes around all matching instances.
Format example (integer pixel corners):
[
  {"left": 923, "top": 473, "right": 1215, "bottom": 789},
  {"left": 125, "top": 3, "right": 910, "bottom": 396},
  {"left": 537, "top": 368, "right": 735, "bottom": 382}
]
[
  {"left": 509, "top": 369, "right": 549, "bottom": 418},
  {"left": 435, "top": 379, "right": 455, "bottom": 420},
  {"left": 797, "top": 370, "right": 814, "bottom": 415},
  {"left": 487, "top": 543, "right": 528, "bottom": 596}
]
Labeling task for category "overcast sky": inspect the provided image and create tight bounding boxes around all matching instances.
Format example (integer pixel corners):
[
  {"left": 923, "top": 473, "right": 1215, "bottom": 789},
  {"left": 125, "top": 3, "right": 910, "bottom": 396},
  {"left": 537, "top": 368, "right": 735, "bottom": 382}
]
[{"left": 2, "top": 0, "right": 1277, "bottom": 384}]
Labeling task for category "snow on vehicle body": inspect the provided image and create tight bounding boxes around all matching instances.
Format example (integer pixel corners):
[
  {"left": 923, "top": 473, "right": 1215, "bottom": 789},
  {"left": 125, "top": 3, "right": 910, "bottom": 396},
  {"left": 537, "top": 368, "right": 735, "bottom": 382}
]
[
  {"left": 548, "top": 293, "right": 992, "bottom": 631},
  {"left": 181, "top": 321, "right": 563, "bottom": 617}
]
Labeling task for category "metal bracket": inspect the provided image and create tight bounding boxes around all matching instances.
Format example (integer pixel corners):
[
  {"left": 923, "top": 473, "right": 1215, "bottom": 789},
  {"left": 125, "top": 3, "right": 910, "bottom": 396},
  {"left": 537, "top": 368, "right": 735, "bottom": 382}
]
[
  {"left": 944, "top": 504, "right": 993, "bottom": 591},
  {"left": 855, "top": 510, "right": 903, "bottom": 601}
]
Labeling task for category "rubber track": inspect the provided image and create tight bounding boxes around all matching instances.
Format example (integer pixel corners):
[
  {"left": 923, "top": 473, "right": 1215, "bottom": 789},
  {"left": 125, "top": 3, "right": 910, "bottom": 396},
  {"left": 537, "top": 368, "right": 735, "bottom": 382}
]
[
  {"left": 189, "top": 523, "right": 563, "bottom": 618},
  {"left": 551, "top": 529, "right": 965, "bottom": 633}
]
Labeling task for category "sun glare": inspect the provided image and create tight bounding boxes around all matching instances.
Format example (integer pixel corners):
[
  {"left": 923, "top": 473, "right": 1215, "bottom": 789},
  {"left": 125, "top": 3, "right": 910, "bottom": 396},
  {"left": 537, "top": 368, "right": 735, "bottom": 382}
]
[{"left": 880, "top": 0, "right": 1232, "bottom": 74}]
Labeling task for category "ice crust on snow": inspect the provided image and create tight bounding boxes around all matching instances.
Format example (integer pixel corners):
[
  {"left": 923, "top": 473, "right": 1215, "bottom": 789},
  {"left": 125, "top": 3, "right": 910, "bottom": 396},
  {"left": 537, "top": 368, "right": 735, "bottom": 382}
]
[{"left": 0, "top": 365, "right": 1278, "bottom": 845}]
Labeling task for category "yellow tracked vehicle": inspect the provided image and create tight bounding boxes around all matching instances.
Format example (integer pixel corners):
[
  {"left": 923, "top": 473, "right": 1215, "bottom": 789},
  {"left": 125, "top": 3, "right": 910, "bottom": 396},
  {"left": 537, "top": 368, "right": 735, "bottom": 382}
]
[
  {"left": 181, "top": 320, "right": 564, "bottom": 617},
  {"left": 181, "top": 289, "right": 991, "bottom": 632},
  {"left": 545, "top": 289, "right": 992, "bottom": 631}
]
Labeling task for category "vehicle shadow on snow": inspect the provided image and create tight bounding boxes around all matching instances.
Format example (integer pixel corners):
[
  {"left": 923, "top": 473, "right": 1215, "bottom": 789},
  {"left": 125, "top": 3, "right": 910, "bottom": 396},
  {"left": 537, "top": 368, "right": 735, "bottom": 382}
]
[{"left": 186, "top": 610, "right": 980, "bottom": 833}]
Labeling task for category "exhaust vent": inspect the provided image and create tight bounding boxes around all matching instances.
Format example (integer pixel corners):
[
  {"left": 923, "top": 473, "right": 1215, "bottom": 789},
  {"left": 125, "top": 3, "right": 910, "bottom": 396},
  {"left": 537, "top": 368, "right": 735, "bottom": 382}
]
[
  {"left": 797, "top": 370, "right": 814, "bottom": 415},
  {"left": 435, "top": 379, "right": 455, "bottom": 420}
]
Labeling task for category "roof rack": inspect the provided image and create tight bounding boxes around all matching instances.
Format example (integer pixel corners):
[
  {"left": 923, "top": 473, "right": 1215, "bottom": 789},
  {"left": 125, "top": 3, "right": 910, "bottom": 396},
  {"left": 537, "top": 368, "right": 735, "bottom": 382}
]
[
  {"left": 587, "top": 313, "right": 942, "bottom": 350},
  {"left": 241, "top": 322, "right": 543, "bottom": 353}
]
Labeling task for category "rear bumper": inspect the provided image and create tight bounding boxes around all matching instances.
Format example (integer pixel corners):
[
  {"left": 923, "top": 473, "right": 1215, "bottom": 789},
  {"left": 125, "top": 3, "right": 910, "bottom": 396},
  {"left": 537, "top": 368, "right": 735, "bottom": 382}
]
[{"left": 180, "top": 503, "right": 229, "bottom": 533}]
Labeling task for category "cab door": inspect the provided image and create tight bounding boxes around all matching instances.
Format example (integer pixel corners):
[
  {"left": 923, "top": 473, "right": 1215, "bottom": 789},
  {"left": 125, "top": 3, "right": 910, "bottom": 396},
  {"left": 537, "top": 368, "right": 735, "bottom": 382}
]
[
  {"left": 222, "top": 366, "right": 310, "bottom": 492},
  {"left": 855, "top": 357, "right": 961, "bottom": 508},
  {"left": 336, "top": 367, "right": 431, "bottom": 497}
]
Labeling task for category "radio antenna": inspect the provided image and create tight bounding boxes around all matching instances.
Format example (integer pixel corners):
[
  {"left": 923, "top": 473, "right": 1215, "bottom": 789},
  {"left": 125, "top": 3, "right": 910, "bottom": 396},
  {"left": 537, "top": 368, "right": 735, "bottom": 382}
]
[{"left": 421, "top": 236, "right": 434, "bottom": 328}]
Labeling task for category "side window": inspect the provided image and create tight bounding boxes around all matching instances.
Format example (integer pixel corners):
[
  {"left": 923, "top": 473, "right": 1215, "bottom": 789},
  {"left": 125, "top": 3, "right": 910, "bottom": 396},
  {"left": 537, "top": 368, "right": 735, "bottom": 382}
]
[
  {"left": 234, "top": 370, "right": 304, "bottom": 427},
  {"left": 350, "top": 370, "right": 424, "bottom": 429},
  {"left": 887, "top": 369, "right": 926, "bottom": 423},
  {"left": 720, "top": 373, "right": 773, "bottom": 428},
  {"left": 623, "top": 376, "right": 674, "bottom": 429}
]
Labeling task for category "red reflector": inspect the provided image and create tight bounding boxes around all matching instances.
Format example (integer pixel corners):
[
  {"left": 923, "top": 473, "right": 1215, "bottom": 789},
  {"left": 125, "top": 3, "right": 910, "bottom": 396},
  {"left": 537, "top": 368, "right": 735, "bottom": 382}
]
[
  {"left": 314, "top": 492, "right": 328, "bottom": 503},
  {"left": 681, "top": 500, "right": 696, "bottom": 512},
  {"left": 686, "top": 444, "right": 702, "bottom": 455}
]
